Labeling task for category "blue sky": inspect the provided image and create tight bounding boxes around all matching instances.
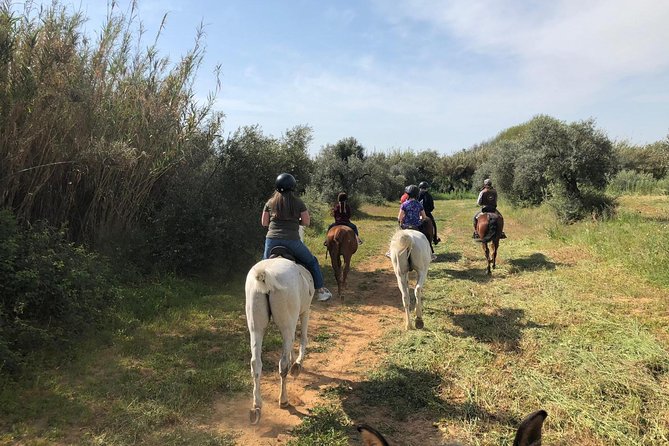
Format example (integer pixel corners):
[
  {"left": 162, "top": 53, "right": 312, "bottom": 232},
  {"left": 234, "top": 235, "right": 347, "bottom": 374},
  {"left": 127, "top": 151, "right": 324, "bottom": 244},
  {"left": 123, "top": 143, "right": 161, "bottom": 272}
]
[{"left": 39, "top": 0, "right": 669, "bottom": 154}]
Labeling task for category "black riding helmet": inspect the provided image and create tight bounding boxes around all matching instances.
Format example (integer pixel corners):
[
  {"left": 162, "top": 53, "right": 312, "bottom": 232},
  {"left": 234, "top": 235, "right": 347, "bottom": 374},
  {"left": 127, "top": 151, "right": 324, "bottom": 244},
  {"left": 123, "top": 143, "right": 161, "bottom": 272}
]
[
  {"left": 406, "top": 184, "right": 419, "bottom": 199},
  {"left": 419, "top": 181, "right": 429, "bottom": 189},
  {"left": 275, "top": 173, "right": 296, "bottom": 192}
]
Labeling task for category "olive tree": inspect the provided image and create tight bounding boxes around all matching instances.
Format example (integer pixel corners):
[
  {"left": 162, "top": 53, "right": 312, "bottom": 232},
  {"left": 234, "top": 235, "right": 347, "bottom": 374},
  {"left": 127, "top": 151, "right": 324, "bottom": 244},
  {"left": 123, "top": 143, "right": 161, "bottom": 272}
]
[{"left": 475, "top": 115, "right": 616, "bottom": 221}]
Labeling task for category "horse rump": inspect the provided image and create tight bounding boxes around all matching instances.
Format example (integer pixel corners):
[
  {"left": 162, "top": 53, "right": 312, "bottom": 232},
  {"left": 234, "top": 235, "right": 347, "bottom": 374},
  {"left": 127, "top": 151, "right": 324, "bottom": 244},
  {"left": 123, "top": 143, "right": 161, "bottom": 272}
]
[{"left": 248, "top": 262, "right": 287, "bottom": 295}]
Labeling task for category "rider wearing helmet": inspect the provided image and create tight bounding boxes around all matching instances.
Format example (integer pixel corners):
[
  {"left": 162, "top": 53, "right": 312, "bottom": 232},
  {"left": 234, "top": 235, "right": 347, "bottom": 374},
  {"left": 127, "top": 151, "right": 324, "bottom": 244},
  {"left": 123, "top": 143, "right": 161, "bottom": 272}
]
[
  {"left": 473, "top": 178, "right": 506, "bottom": 239},
  {"left": 262, "top": 173, "right": 332, "bottom": 301},
  {"left": 398, "top": 185, "right": 436, "bottom": 259},
  {"left": 418, "top": 181, "right": 441, "bottom": 245}
]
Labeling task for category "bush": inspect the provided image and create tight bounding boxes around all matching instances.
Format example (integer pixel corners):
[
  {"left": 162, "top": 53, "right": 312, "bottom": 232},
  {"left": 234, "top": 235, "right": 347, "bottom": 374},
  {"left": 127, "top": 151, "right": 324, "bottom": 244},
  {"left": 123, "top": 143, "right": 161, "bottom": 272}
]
[
  {"left": 546, "top": 184, "right": 616, "bottom": 223},
  {"left": 121, "top": 125, "right": 315, "bottom": 275},
  {"left": 0, "top": 210, "right": 117, "bottom": 372},
  {"left": 608, "top": 170, "right": 669, "bottom": 195}
]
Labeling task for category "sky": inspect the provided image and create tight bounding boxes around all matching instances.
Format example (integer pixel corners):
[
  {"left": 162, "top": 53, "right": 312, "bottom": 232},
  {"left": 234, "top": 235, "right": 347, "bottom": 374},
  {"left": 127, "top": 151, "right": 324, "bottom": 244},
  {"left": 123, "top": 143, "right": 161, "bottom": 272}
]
[{"left": 32, "top": 0, "right": 669, "bottom": 154}]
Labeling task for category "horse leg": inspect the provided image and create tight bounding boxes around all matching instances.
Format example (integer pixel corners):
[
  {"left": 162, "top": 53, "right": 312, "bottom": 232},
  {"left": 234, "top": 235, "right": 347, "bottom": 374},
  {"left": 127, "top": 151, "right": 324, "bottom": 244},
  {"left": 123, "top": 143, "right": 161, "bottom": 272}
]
[
  {"left": 492, "top": 238, "right": 499, "bottom": 269},
  {"left": 482, "top": 242, "right": 492, "bottom": 275},
  {"left": 278, "top": 325, "right": 296, "bottom": 408},
  {"left": 414, "top": 269, "right": 427, "bottom": 329},
  {"left": 247, "top": 293, "right": 270, "bottom": 424},
  {"left": 330, "top": 247, "right": 342, "bottom": 298},
  {"left": 291, "top": 309, "right": 310, "bottom": 377},
  {"left": 341, "top": 253, "right": 352, "bottom": 299},
  {"left": 395, "top": 272, "right": 412, "bottom": 330}
]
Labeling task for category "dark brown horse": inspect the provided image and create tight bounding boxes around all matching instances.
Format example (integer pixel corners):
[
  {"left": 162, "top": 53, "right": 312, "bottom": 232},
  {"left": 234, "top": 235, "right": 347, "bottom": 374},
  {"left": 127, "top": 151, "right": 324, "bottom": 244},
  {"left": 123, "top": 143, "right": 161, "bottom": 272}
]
[
  {"left": 475, "top": 212, "right": 504, "bottom": 275},
  {"left": 358, "top": 409, "right": 547, "bottom": 445},
  {"left": 325, "top": 225, "right": 358, "bottom": 299}
]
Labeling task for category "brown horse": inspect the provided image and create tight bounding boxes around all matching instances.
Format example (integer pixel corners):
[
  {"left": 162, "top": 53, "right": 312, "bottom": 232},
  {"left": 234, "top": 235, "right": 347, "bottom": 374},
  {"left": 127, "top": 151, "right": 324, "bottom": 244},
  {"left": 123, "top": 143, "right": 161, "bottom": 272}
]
[
  {"left": 325, "top": 225, "right": 358, "bottom": 299},
  {"left": 475, "top": 212, "right": 504, "bottom": 275},
  {"left": 358, "top": 409, "right": 547, "bottom": 445}
]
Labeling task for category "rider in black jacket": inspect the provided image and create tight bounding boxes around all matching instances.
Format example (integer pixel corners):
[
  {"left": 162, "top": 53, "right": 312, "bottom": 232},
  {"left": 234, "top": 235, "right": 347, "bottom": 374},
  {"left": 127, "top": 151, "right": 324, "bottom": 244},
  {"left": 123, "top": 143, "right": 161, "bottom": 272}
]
[{"left": 418, "top": 181, "right": 441, "bottom": 245}]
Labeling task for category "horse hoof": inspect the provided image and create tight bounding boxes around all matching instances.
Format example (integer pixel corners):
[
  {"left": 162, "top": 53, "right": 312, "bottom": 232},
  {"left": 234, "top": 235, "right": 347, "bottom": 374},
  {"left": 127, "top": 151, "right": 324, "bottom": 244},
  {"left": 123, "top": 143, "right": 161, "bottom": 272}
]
[
  {"left": 249, "top": 408, "right": 261, "bottom": 424},
  {"left": 290, "top": 362, "right": 302, "bottom": 377},
  {"left": 280, "top": 401, "right": 290, "bottom": 409},
  {"left": 415, "top": 318, "right": 424, "bottom": 329}
]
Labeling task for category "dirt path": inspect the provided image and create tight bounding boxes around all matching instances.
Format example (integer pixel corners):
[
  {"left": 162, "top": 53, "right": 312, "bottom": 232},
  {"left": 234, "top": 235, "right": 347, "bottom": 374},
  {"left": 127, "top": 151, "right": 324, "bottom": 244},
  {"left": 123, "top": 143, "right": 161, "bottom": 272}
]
[{"left": 212, "top": 254, "right": 402, "bottom": 445}]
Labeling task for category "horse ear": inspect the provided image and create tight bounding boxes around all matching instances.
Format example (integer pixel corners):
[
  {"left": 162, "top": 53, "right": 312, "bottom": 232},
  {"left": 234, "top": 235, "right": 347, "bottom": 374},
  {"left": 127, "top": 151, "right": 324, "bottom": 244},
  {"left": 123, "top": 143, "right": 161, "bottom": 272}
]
[
  {"left": 357, "top": 424, "right": 389, "bottom": 446},
  {"left": 513, "top": 410, "right": 548, "bottom": 446}
]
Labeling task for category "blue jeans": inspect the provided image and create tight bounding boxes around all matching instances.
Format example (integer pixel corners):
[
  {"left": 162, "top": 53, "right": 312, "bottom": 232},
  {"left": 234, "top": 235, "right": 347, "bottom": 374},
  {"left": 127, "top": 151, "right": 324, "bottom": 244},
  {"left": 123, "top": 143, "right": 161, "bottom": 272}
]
[{"left": 263, "top": 238, "right": 324, "bottom": 289}]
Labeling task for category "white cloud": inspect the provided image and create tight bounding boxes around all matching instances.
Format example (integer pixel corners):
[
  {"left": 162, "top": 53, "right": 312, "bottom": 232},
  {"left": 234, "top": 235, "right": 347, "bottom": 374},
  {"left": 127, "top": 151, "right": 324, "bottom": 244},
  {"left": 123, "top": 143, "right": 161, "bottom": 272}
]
[{"left": 376, "top": 0, "right": 669, "bottom": 96}]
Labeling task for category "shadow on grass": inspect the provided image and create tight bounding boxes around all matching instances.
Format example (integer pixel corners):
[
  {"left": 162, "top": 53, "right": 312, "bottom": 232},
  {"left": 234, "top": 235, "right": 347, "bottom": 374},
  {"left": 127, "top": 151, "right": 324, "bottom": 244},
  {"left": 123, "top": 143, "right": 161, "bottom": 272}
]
[
  {"left": 430, "top": 267, "right": 493, "bottom": 283},
  {"left": 434, "top": 251, "right": 462, "bottom": 263},
  {"left": 331, "top": 365, "right": 520, "bottom": 438},
  {"left": 440, "top": 308, "right": 548, "bottom": 352},
  {"left": 508, "top": 253, "right": 559, "bottom": 272},
  {"left": 355, "top": 210, "right": 398, "bottom": 222}
]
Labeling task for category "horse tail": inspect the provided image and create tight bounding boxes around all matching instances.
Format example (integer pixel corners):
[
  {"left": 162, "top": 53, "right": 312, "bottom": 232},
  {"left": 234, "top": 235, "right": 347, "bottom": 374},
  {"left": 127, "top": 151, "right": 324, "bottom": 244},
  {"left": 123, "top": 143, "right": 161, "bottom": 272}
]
[
  {"left": 251, "top": 264, "right": 287, "bottom": 295},
  {"left": 482, "top": 214, "right": 498, "bottom": 243},
  {"left": 390, "top": 231, "right": 413, "bottom": 258}
]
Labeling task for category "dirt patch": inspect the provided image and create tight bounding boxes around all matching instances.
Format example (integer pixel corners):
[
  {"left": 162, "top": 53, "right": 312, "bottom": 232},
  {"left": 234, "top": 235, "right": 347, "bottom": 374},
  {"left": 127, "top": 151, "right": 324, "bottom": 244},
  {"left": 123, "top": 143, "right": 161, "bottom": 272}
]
[{"left": 212, "top": 255, "right": 406, "bottom": 445}]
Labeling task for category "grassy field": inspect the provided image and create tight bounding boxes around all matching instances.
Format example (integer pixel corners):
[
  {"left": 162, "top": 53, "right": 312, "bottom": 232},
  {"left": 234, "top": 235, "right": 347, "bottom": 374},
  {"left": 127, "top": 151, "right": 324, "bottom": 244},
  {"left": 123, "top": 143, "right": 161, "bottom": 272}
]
[{"left": 2, "top": 196, "right": 668, "bottom": 445}]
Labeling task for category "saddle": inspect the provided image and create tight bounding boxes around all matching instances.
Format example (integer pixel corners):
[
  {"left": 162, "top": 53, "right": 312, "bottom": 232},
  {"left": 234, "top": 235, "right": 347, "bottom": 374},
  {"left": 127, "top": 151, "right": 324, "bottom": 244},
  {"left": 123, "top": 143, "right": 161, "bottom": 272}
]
[
  {"left": 268, "top": 246, "right": 308, "bottom": 268},
  {"left": 269, "top": 246, "right": 297, "bottom": 262}
]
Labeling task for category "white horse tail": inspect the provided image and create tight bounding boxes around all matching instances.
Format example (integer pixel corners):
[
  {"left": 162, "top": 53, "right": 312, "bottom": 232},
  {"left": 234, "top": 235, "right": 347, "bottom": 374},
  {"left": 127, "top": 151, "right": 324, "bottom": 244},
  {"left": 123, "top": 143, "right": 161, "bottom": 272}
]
[
  {"left": 251, "top": 264, "right": 287, "bottom": 295},
  {"left": 390, "top": 231, "right": 413, "bottom": 255}
]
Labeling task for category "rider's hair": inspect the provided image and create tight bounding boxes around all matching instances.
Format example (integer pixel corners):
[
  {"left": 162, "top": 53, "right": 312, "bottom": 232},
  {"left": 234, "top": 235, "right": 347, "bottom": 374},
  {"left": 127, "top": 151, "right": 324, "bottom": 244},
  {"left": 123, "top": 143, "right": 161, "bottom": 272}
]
[
  {"left": 268, "top": 190, "right": 300, "bottom": 219},
  {"left": 336, "top": 192, "right": 349, "bottom": 214}
]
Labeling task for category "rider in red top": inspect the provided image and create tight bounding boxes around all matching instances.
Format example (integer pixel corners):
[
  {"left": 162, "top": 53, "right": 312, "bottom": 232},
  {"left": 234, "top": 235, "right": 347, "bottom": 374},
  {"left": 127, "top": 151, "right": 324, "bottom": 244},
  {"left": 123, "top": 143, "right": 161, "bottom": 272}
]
[{"left": 326, "top": 192, "right": 362, "bottom": 245}]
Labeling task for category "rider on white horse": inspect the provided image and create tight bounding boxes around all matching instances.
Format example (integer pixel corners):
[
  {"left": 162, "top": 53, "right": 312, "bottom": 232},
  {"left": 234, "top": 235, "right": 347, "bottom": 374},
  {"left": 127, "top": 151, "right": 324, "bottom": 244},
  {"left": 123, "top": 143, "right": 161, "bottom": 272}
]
[{"left": 262, "top": 173, "right": 332, "bottom": 302}]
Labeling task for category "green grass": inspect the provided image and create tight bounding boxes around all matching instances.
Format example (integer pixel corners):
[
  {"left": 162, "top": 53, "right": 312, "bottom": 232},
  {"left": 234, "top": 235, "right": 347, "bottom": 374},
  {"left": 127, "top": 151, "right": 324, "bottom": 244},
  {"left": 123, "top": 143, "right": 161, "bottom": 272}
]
[
  {"left": 294, "top": 196, "right": 669, "bottom": 445},
  {"left": 2, "top": 196, "right": 669, "bottom": 445},
  {"left": 0, "top": 276, "right": 248, "bottom": 445}
]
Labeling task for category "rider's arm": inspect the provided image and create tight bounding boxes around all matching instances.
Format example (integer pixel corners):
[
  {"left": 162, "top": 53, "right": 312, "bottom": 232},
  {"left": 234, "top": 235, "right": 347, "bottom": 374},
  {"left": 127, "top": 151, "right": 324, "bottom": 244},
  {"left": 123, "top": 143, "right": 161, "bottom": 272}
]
[
  {"left": 476, "top": 190, "right": 484, "bottom": 206},
  {"left": 398, "top": 208, "right": 404, "bottom": 224},
  {"left": 261, "top": 211, "right": 270, "bottom": 227},
  {"left": 300, "top": 210, "right": 311, "bottom": 226}
]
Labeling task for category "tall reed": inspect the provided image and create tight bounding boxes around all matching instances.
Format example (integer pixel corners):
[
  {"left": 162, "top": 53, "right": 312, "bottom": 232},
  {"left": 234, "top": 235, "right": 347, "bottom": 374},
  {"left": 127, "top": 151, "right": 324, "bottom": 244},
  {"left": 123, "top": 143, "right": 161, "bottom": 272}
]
[{"left": 0, "top": 0, "right": 220, "bottom": 243}]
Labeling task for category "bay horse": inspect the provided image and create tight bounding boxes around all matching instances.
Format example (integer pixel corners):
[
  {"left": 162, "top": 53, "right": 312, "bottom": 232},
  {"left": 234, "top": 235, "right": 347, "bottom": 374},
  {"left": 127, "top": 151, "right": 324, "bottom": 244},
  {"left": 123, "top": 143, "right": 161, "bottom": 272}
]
[
  {"left": 325, "top": 224, "right": 358, "bottom": 299},
  {"left": 475, "top": 211, "right": 504, "bottom": 275},
  {"left": 245, "top": 253, "right": 314, "bottom": 424},
  {"left": 358, "top": 409, "right": 547, "bottom": 445},
  {"left": 388, "top": 229, "right": 432, "bottom": 330}
]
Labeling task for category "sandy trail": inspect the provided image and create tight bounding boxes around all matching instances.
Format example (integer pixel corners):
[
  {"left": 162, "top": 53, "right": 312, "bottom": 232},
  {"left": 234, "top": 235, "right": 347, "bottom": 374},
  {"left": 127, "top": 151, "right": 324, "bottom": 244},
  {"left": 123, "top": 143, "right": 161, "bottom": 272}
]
[{"left": 212, "top": 255, "right": 402, "bottom": 445}]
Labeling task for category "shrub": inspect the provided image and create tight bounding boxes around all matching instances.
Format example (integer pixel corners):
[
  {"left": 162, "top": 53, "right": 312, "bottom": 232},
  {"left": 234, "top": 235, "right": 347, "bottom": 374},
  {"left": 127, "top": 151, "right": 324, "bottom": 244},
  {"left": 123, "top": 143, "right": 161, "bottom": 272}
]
[
  {"left": 546, "top": 184, "right": 616, "bottom": 223},
  {"left": 0, "top": 210, "right": 117, "bottom": 372},
  {"left": 608, "top": 170, "right": 669, "bottom": 195}
]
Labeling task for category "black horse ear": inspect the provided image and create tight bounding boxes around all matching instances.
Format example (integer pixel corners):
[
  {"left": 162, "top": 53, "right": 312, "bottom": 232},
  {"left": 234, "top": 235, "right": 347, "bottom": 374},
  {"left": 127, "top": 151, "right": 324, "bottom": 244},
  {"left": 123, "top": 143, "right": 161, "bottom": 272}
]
[
  {"left": 357, "top": 424, "right": 390, "bottom": 446},
  {"left": 513, "top": 410, "right": 548, "bottom": 446}
]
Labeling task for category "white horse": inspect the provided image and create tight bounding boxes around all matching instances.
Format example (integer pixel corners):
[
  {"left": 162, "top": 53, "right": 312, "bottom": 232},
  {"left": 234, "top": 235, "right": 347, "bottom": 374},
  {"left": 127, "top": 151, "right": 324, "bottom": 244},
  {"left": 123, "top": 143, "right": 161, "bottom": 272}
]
[
  {"left": 388, "top": 229, "right": 432, "bottom": 330},
  {"left": 245, "top": 255, "right": 315, "bottom": 424}
]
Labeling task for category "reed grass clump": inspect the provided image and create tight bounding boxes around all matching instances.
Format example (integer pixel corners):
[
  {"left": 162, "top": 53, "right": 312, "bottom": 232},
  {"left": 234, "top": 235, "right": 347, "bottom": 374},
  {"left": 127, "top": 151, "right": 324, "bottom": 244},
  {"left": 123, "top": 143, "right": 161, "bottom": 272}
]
[{"left": 0, "top": 0, "right": 220, "bottom": 243}]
